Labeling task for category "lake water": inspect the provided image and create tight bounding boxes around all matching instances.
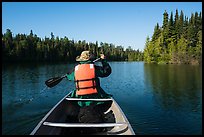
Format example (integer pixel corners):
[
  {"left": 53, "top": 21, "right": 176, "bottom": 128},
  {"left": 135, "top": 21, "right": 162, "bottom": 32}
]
[{"left": 2, "top": 62, "right": 202, "bottom": 135}]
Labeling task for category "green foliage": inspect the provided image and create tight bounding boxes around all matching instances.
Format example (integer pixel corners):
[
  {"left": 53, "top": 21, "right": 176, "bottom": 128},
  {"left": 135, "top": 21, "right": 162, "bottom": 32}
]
[
  {"left": 144, "top": 10, "right": 202, "bottom": 65},
  {"left": 2, "top": 30, "right": 143, "bottom": 62}
]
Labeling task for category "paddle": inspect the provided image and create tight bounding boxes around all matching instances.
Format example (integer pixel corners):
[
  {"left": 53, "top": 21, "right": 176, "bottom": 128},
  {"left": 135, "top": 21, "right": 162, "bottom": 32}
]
[
  {"left": 45, "top": 58, "right": 101, "bottom": 88},
  {"left": 45, "top": 75, "right": 66, "bottom": 88}
]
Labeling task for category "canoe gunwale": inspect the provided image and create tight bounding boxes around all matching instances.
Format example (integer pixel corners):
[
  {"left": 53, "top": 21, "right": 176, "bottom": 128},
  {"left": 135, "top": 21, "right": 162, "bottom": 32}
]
[
  {"left": 111, "top": 99, "right": 135, "bottom": 135},
  {"left": 30, "top": 92, "right": 71, "bottom": 135}
]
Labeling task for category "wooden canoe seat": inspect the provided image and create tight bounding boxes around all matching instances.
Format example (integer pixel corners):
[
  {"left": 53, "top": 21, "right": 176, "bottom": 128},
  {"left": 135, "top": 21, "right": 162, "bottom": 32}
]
[
  {"left": 43, "top": 122, "right": 127, "bottom": 128},
  {"left": 65, "top": 98, "right": 113, "bottom": 101}
]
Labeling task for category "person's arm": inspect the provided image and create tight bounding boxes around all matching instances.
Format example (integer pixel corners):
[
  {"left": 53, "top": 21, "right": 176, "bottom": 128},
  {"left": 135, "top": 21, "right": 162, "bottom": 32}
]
[
  {"left": 66, "top": 71, "right": 75, "bottom": 81},
  {"left": 95, "top": 54, "right": 112, "bottom": 78}
]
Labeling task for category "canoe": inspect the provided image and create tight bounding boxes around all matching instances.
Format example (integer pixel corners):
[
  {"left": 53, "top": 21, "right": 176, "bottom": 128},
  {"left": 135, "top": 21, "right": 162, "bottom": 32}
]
[{"left": 30, "top": 92, "right": 135, "bottom": 135}]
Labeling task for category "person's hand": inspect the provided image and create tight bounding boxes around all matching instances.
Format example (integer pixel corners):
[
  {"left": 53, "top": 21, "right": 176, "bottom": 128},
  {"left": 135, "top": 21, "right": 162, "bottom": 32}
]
[{"left": 100, "top": 54, "right": 105, "bottom": 59}]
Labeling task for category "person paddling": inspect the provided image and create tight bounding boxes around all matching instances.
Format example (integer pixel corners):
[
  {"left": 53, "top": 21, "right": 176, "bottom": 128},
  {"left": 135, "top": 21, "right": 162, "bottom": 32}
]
[{"left": 65, "top": 50, "right": 113, "bottom": 133}]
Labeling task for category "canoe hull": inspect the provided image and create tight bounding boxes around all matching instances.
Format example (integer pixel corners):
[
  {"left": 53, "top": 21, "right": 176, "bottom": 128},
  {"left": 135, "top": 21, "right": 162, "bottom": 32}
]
[{"left": 30, "top": 93, "right": 135, "bottom": 135}]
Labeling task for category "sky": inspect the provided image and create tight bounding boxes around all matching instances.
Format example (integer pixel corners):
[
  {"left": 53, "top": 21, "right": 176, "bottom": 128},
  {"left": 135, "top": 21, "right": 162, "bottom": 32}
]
[{"left": 2, "top": 2, "right": 202, "bottom": 51}]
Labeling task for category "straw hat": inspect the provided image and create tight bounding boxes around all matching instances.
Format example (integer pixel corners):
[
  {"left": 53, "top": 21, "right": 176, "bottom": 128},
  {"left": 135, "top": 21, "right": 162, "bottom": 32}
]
[{"left": 76, "top": 51, "right": 91, "bottom": 61}]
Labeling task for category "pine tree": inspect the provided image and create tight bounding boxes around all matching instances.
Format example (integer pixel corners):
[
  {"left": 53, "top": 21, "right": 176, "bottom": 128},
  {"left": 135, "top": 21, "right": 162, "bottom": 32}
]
[
  {"left": 152, "top": 23, "right": 161, "bottom": 41},
  {"left": 168, "top": 12, "right": 175, "bottom": 43},
  {"left": 174, "top": 9, "right": 179, "bottom": 41},
  {"left": 162, "top": 10, "right": 169, "bottom": 49},
  {"left": 179, "top": 10, "right": 184, "bottom": 38},
  {"left": 188, "top": 13, "right": 196, "bottom": 47}
]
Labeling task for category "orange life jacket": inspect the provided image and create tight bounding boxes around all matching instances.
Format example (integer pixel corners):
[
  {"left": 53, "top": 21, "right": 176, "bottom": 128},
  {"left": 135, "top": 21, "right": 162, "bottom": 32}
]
[{"left": 74, "top": 64, "right": 97, "bottom": 95}]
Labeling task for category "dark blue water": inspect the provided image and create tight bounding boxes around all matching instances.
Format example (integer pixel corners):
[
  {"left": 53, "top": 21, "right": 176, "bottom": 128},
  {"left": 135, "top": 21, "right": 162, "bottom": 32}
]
[{"left": 2, "top": 62, "right": 202, "bottom": 135}]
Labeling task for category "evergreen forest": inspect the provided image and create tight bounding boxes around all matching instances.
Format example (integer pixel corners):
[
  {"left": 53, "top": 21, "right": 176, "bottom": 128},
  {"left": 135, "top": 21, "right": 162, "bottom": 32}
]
[
  {"left": 144, "top": 10, "right": 202, "bottom": 64},
  {"left": 2, "top": 30, "right": 143, "bottom": 62}
]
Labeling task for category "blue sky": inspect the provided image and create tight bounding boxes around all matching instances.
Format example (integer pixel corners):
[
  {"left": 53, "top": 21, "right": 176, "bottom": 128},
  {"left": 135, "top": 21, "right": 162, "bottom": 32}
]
[{"left": 2, "top": 2, "right": 202, "bottom": 51}]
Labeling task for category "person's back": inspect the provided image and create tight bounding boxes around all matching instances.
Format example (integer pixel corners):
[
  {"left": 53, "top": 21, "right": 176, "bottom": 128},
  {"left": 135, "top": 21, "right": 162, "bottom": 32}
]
[{"left": 65, "top": 51, "right": 113, "bottom": 133}]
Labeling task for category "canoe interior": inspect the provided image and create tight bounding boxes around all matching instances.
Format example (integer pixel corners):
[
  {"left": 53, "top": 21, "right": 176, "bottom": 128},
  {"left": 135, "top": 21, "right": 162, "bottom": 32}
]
[{"left": 31, "top": 95, "right": 135, "bottom": 135}]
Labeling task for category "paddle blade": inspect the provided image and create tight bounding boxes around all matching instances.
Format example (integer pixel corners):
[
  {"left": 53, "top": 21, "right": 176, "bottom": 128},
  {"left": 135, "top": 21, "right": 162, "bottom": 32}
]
[{"left": 45, "top": 77, "right": 64, "bottom": 88}]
